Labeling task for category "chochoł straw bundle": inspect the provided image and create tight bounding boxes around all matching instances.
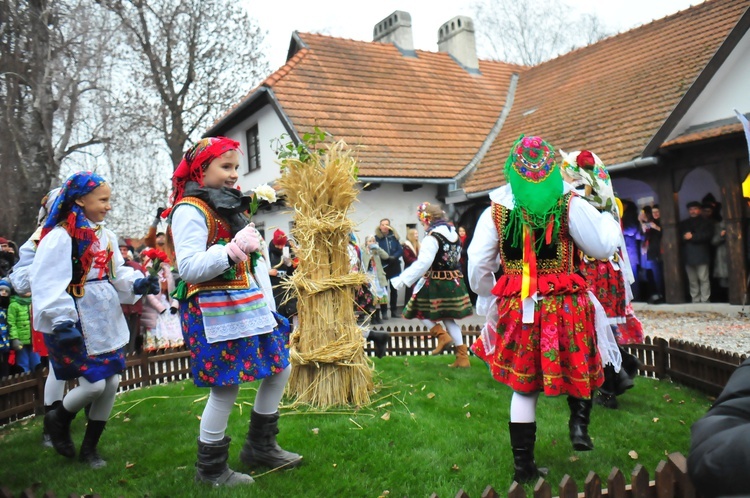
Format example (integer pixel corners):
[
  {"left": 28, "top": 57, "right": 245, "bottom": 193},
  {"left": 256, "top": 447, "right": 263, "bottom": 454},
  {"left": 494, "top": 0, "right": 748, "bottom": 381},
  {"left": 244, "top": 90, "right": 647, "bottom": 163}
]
[{"left": 277, "top": 140, "right": 373, "bottom": 408}]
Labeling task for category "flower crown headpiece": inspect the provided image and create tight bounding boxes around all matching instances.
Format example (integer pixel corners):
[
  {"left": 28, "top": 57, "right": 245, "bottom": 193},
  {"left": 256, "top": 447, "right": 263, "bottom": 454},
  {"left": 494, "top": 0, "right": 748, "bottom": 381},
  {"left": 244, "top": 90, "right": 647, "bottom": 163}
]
[{"left": 417, "top": 202, "right": 431, "bottom": 223}]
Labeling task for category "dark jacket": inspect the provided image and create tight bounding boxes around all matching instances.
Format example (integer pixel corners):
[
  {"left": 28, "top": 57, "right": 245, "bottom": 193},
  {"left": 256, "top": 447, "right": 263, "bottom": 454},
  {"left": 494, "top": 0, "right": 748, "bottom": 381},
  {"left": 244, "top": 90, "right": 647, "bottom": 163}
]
[
  {"left": 688, "top": 358, "right": 750, "bottom": 497},
  {"left": 268, "top": 243, "right": 297, "bottom": 318},
  {"left": 678, "top": 216, "right": 714, "bottom": 266},
  {"left": 645, "top": 219, "right": 662, "bottom": 261},
  {"left": 375, "top": 229, "right": 403, "bottom": 278}
]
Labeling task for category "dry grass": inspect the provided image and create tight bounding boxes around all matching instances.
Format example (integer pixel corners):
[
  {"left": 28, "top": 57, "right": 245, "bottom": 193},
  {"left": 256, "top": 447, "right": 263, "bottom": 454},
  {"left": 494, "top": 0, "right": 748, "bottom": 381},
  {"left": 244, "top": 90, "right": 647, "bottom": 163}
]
[{"left": 277, "top": 140, "right": 373, "bottom": 408}]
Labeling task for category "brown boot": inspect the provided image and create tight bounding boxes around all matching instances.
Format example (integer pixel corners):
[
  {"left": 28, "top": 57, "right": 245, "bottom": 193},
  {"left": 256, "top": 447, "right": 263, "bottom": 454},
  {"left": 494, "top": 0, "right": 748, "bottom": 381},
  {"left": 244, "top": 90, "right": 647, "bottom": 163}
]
[
  {"left": 429, "top": 324, "right": 453, "bottom": 355},
  {"left": 449, "top": 344, "right": 471, "bottom": 368}
]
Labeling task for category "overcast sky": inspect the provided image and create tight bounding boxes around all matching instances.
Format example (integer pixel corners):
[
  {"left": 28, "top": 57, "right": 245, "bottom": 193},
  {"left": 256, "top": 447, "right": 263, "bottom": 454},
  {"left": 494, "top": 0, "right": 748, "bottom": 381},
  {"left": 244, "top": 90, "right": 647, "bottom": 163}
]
[{"left": 241, "top": 0, "right": 704, "bottom": 70}]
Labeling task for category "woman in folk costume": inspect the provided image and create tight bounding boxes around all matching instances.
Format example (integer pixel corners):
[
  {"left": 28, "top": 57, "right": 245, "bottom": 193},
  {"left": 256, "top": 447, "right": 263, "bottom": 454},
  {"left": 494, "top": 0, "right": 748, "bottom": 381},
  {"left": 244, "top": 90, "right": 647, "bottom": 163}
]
[
  {"left": 391, "top": 203, "right": 473, "bottom": 368},
  {"left": 165, "top": 137, "right": 301, "bottom": 487},
  {"left": 467, "top": 136, "right": 622, "bottom": 484},
  {"left": 31, "top": 172, "right": 158, "bottom": 468},
  {"left": 560, "top": 150, "right": 644, "bottom": 410},
  {"left": 9, "top": 187, "right": 69, "bottom": 447}
]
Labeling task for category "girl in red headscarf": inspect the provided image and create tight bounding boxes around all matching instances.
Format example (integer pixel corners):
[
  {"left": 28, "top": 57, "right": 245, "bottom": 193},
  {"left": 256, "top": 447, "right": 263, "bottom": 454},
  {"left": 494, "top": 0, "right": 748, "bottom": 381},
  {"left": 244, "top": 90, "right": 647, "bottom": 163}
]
[{"left": 166, "top": 137, "right": 301, "bottom": 486}]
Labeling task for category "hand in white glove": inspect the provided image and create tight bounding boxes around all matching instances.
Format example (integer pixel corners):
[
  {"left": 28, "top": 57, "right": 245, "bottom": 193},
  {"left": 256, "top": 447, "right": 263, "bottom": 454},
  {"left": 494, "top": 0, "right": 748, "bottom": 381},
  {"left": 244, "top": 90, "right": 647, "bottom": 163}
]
[
  {"left": 225, "top": 241, "right": 248, "bottom": 264},
  {"left": 233, "top": 224, "right": 260, "bottom": 254}
]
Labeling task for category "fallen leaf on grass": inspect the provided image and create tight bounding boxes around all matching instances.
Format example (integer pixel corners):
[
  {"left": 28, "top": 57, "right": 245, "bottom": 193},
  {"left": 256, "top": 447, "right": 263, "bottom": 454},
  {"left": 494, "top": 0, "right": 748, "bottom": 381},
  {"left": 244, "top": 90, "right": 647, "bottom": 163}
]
[
  {"left": 381, "top": 412, "right": 391, "bottom": 421},
  {"left": 333, "top": 463, "right": 337, "bottom": 468},
  {"left": 628, "top": 450, "right": 638, "bottom": 459},
  {"left": 465, "top": 412, "right": 471, "bottom": 418},
  {"left": 176, "top": 466, "right": 187, "bottom": 470},
  {"left": 427, "top": 393, "right": 435, "bottom": 399},
  {"left": 376, "top": 402, "right": 392, "bottom": 409},
  {"left": 196, "top": 415, "right": 201, "bottom": 421},
  {"left": 463, "top": 403, "right": 470, "bottom": 408},
  {"left": 312, "top": 427, "right": 320, "bottom": 434},
  {"left": 451, "top": 464, "right": 460, "bottom": 471},
  {"left": 123, "top": 418, "right": 131, "bottom": 423},
  {"left": 125, "top": 462, "right": 136, "bottom": 468},
  {"left": 569, "top": 456, "right": 579, "bottom": 462},
  {"left": 652, "top": 417, "right": 659, "bottom": 423},
  {"left": 679, "top": 420, "right": 686, "bottom": 425}
]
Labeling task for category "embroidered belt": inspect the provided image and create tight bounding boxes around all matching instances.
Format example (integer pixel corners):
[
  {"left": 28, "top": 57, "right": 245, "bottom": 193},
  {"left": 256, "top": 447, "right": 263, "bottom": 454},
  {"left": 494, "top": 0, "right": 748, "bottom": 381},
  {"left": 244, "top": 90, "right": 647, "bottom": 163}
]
[
  {"left": 582, "top": 251, "right": 620, "bottom": 264},
  {"left": 426, "top": 270, "right": 463, "bottom": 280}
]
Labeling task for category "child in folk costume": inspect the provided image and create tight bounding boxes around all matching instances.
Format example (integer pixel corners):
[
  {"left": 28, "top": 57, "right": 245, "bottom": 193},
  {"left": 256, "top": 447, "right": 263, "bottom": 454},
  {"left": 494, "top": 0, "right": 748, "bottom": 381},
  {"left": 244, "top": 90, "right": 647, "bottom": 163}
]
[
  {"left": 467, "top": 136, "right": 622, "bottom": 484},
  {"left": 140, "top": 251, "right": 182, "bottom": 350},
  {"left": 391, "top": 203, "right": 473, "bottom": 367},
  {"left": 31, "top": 172, "right": 159, "bottom": 468},
  {"left": 166, "top": 137, "right": 300, "bottom": 487},
  {"left": 9, "top": 188, "right": 69, "bottom": 446},
  {"left": 560, "top": 150, "right": 644, "bottom": 409}
]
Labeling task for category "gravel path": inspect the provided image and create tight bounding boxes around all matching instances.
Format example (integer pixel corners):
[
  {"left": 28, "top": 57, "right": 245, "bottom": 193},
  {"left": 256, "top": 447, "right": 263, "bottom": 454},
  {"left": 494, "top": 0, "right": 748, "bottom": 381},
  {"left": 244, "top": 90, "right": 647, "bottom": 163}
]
[{"left": 637, "top": 310, "right": 750, "bottom": 355}]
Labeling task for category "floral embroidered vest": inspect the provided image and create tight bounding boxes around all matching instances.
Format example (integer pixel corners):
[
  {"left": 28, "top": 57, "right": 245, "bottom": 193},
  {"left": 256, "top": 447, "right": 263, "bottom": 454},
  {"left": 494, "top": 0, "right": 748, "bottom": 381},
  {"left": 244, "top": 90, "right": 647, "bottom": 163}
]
[
  {"left": 62, "top": 223, "right": 115, "bottom": 297},
  {"left": 429, "top": 231, "right": 462, "bottom": 272},
  {"left": 490, "top": 192, "right": 586, "bottom": 298},
  {"left": 174, "top": 197, "right": 251, "bottom": 299}
]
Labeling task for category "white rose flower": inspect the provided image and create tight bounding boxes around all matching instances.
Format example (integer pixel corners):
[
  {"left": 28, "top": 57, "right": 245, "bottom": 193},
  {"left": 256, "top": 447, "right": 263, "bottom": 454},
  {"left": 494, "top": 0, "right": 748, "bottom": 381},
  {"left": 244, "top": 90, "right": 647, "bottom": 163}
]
[{"left": 252, "top": 184, "right": 277, "bottom": 203}]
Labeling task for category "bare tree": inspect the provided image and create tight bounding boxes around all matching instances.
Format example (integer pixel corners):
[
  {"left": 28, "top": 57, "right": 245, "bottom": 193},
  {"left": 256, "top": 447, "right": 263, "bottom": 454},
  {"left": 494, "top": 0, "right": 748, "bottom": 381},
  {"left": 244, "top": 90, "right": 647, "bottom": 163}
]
[
  {"left": 97, "top": 0, "right": 270, "bottom": 169},
  {"left": 0, "top": 0, "right": 117, "bottom": 242},
  {"left": 471, "top": 0, "right": 611, "bottom": 65}
]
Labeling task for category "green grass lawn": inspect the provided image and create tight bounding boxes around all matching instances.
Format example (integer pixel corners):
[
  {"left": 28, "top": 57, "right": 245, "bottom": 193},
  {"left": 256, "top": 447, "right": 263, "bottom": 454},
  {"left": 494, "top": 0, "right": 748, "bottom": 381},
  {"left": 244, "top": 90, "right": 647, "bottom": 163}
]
[{"left": 0, "top": 355, "right": 712, "bottom": 497}]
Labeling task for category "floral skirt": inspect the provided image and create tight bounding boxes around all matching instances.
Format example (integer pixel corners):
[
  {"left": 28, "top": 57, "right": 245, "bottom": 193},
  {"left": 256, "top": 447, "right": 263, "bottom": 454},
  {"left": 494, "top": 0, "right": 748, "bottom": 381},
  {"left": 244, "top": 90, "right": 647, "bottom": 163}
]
[
  {"left": 354, "top": 284, "right": 375, "bottom": 314},
  {"left": 580, "top": 259, "right": 626, "bottom": 322},
  {"left": 403, "top": 278, "right": 473, "bottom": 321},
  {"left": 181, "top": 296, "right": 291, "bottom": 387},
  {"left": 44, "top": 327, "right": 125, "bottom": 383},
  {"left": 613, "top": 303, "right": 644, "bottom": 345},
  {"left": 471, "top": 292, "right": 603, "bottom": 399}
]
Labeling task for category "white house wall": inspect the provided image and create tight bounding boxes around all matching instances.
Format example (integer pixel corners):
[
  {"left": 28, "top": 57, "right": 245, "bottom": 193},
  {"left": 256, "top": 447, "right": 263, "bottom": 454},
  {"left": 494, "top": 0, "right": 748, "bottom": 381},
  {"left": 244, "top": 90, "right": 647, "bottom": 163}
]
[
  {"left": 666, "top": 27, "right": 750, "bottom": 140},
  {"left": 222, "top": 103, "right": 288, "bottom": 193}
]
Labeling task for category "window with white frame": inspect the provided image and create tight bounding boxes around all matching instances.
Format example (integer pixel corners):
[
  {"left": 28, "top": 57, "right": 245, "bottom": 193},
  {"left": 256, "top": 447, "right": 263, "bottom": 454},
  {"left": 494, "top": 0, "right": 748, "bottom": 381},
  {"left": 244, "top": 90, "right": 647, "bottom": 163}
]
[{"left": 246, "top": 125, "right": 260, "bottom": 173}]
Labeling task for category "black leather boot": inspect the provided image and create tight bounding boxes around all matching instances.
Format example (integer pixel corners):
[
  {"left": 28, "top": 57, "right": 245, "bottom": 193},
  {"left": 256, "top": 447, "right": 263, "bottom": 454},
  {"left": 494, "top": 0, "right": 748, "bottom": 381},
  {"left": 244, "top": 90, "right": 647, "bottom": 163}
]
[
  {"left": 79, "top": 420, "right": 107, "bottom": 468},
  {"left": 380, "top": 304, "right": 389, "bottom": 320},
  {"left": 196, "top": 437, "right": 254, "bottom": 486},
  {"left": 369, "top": 331, "right": 390, "bottom": 358},
  {"left": 567, "top": 396, "right": 594, "bottom": 451},
  {"left": 371, "top": 309, "right": 382, "bottom": 325},
  {"left": 44, "top": 404, "right": 77, "bottom": 458},
  {"left": 240, "top": 411, "right": 302, "bottom": 469},
  {"left": 595, "top": 365, "right": 619, "bottom": 409},
  {"left": 508, "top": 422, "right": 547, "bottom": 484},
  {"left": 42, "top": 400, "right": 62, "bottom": 447}
]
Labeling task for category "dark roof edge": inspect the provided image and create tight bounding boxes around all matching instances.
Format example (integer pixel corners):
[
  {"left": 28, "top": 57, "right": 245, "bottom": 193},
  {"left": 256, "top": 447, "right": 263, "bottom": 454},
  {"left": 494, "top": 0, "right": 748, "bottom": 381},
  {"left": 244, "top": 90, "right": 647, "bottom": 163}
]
[
  {"left": 358, "top": 176, "right": 453, "bottom": 185},
  {"left": 286, "top": 31, "right": 308, "bottom": 61},
  {"left": 453, "top": 72, "right": 519, "bottom": 185},
  {"left": 203, "top": 87, "right": 298, "bottom": 142},
  {"left": 642, "top": 4, "right": 750, "bottom": 157}
]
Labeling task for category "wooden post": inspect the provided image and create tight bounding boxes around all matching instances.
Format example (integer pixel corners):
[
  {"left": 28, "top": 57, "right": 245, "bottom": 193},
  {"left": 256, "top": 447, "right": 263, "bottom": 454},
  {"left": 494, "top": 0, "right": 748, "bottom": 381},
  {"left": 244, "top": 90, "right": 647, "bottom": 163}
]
[
  {"left": 34, "top": 368, "right": 46, "bottom": 415},
  {"left": 714, "top": 158, "right": 747, "bottom": 304},
  {"left": 655, "top": 169, "right": 685, "bottom": 304},
  {"left": 140, "top": 350, "right": 151, "bottom": 388}
]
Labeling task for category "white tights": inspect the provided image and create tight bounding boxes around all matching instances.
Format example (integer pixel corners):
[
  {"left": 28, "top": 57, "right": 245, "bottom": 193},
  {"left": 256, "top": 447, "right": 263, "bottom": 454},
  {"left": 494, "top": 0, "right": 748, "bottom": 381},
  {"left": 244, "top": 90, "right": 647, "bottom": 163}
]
[
  {"left": 419, "top": 319, "right": 463, "bottom": 346},
  {"left": 62, "top": 374, "right": 120, "bottom": 422},
  {"left": 199, "top": 365, "right": 291, "bottom": 443},
  {"left": 510, "top": 391, "right": 539, "bottom": 423},
  {"left": 44, "top": 363, "right": 66, "bottom": 406}
]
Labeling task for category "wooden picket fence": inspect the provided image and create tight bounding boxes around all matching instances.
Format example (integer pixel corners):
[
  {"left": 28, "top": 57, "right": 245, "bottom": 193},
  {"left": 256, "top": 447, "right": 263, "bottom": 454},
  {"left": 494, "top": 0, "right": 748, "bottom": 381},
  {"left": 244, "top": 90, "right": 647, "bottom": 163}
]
[{"left": 0, "top": 326, "right": 744, "bottom": 498}]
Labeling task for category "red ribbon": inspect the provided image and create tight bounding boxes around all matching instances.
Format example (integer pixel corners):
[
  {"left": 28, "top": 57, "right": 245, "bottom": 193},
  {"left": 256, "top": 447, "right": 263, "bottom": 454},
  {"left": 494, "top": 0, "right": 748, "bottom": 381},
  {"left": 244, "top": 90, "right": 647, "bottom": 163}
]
[{"left": 93, "top": 250, "right": 113, "bottom": 279}]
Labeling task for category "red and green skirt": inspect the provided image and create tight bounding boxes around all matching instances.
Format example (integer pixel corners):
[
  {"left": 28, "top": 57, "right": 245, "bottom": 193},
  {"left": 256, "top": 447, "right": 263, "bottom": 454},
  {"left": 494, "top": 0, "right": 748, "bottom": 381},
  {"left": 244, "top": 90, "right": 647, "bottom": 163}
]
[
  {"left": 471, "top": 292, "right": 603, "bottom": 399},
  {"left": 403, "top": 277, "right": 473, "bottom": 321}
]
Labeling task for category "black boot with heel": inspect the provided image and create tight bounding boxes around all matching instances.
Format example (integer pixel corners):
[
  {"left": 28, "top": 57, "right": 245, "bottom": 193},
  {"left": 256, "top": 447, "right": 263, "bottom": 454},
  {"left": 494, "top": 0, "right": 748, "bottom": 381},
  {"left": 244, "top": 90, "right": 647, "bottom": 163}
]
[
  {"left": 508, "top": 422, "right": 548, "bottom": 484},
  {"left": 567, "top": 396, "right": 594, "bottom": 451}
]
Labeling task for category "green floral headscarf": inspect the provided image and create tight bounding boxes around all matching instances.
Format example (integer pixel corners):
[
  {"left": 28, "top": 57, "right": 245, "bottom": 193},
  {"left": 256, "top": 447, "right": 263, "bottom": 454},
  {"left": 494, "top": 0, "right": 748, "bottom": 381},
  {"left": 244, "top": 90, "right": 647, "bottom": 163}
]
[{"left": 504, "top": 135, "right": 564, "bottom": 249}]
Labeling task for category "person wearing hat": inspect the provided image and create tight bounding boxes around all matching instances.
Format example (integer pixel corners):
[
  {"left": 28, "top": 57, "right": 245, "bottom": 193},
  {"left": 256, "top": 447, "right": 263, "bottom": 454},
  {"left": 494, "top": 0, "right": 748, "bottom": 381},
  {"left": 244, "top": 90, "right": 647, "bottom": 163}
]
[
  {"left": 467, "top": 135, "right": 622, "bottom": 484},
  {"left": 0, "top": 237, "right": 19, "bottom": 278},
  {"left": 678, "top": 201, "right": 714, "bottom": 303},
  {"left": 0, "top": 279, "right": 11, "bottom": 378},
  {"left": 267, "top": 229, "right": 297, "bottom": 321}
]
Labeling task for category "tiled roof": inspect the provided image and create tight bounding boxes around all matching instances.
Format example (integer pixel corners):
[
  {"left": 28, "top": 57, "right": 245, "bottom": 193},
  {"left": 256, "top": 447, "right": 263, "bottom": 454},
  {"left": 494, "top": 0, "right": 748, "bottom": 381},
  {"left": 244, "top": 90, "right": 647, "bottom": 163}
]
[
  {"left": 662, "top": 122, "right": 744, "bottom": 148},
  {"left": 258, "top": 33, "right": 522, "bottom": 179},
  {"left": 462, "top": 0, "right": 750, "bottom": 194}
]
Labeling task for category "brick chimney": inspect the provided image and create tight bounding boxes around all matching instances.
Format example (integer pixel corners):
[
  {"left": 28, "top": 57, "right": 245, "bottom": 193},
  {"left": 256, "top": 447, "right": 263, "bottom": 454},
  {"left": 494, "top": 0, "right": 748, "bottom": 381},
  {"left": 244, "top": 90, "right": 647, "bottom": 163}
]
[
  {"left": 437, "top": 16, "right": 479, "bottom": 72},
  {"left": 373, "top": 11, "right": 414, "bottom": 52}
]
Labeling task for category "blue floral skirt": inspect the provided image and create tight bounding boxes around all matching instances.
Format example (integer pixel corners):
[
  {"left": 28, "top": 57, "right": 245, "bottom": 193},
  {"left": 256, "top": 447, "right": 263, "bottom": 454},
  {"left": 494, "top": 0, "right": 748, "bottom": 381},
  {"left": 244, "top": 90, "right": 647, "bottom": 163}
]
[
  {"left": 181, "top": 296, "right": 291, "bottom": 387},
  {"left": 44, "top": 325, "right": 125, "bottom": 383}
]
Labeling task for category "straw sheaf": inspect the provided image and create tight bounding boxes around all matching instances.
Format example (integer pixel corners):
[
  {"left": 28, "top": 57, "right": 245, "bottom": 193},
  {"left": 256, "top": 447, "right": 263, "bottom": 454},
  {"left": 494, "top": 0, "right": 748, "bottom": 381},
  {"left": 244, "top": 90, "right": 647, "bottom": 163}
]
[{"left": 278, "top": 140, "right": 374, "bottom": 408}]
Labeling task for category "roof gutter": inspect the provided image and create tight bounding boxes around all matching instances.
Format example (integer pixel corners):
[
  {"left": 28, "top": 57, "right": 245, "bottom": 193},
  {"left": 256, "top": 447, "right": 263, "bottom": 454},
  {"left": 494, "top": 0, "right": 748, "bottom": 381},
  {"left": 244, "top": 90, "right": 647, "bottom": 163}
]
[
  {"left": 607, "top": 156, "right": 659, "bottom": 172},
  {"left": 358, "top": 177, "right": 453, "bottom": 185}
]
